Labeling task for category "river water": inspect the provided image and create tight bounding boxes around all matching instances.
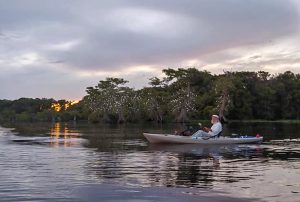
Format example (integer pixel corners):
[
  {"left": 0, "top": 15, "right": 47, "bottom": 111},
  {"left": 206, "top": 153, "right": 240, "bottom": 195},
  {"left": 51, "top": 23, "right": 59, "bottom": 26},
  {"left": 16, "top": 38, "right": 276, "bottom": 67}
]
[{"left": 0, "top": 122, "right": 299, "bottom": 202}]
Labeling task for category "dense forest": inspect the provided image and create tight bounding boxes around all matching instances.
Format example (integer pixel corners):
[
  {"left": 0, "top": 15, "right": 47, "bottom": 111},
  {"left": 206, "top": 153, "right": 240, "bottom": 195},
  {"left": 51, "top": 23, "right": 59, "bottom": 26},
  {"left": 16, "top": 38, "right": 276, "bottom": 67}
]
[
  {"left": 1, "top": 68, "right": 300, "bottom": 123},
  {"left": 0, "top": 98, "right": 87, "bottom": 123}
]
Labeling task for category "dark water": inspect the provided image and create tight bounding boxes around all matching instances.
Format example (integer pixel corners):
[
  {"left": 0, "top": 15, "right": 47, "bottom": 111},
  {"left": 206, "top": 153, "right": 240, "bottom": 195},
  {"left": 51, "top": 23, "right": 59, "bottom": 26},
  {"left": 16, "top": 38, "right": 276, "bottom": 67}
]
[{"left": 0, "top": 122, "right": 299, "bottom": 202}]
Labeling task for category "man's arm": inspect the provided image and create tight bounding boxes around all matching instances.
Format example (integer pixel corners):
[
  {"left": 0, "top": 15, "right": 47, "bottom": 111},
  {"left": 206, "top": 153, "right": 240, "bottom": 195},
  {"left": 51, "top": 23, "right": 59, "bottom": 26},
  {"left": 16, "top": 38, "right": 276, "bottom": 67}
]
[{"left": 203, "top": 127, "right": 212, "bottom": 132}]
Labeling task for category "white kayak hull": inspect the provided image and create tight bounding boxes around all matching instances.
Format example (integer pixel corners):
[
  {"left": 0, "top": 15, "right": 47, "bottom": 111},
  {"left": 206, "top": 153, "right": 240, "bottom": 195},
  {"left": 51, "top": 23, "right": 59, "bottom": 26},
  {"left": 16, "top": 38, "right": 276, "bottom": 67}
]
[{"left": 143, "top": 133, "right": 263, "bottom": 144}]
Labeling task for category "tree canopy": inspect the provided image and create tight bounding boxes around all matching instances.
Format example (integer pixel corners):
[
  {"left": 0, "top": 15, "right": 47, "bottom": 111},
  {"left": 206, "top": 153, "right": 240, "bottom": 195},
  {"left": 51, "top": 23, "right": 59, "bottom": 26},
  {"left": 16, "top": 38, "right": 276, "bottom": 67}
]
[
  {"left": 84, "top": 69, "right": 300, "bottom": 123},
  {"left": 1, "top": 68, "right": 299, "bottom": 123}
]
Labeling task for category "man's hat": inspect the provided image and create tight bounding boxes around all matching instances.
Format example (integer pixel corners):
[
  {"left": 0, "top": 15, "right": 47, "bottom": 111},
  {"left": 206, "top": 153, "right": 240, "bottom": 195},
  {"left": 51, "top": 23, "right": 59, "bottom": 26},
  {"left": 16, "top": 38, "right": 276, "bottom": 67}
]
[{"left": 212, "top": 114, "right": 219, "bottom": 119}]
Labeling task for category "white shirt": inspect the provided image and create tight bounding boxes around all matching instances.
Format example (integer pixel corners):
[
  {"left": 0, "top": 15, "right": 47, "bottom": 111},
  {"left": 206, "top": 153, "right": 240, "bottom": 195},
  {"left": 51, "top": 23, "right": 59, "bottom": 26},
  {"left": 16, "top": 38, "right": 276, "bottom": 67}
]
[{"left": 209, "top": 122, "right": 222, "bottom": 136}]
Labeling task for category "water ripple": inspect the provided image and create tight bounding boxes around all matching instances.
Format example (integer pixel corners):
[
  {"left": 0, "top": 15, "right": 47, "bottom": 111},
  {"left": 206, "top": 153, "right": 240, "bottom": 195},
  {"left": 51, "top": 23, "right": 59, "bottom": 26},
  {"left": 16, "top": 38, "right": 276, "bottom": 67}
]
[{"left": 0, "top": 124, "right": 299, "bottom": 202}]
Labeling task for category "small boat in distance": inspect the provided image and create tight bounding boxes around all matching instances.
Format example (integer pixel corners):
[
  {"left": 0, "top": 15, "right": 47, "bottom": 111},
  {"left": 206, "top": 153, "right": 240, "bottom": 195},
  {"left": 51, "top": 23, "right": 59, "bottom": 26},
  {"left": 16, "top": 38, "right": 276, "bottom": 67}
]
[{"left": 143, "top": 133, "right": 263, "bottom": 144}]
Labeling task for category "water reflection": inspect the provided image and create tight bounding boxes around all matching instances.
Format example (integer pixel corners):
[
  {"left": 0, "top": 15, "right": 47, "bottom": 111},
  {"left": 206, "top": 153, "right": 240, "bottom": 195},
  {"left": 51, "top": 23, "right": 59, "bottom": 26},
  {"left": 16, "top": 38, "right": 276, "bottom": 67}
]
[
  {"left": 1, "top": 123, "right": 299, "bottom": 202},
  {"left": 6, "top": 123, "right": 83, "bottom": 148},
  {"left": 50, "top": 123, "right": 81, "bottom": 147},
  {"left": 84, "top": 144, "right": 268, "bottom": 189}
]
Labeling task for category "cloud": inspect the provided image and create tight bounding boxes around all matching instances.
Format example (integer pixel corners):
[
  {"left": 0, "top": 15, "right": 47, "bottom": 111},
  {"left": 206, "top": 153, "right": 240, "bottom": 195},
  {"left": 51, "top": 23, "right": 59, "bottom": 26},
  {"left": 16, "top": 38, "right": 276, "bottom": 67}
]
[
  {"left": 61, "top": 0, "right": 299, "bottom": 71},
  {"left": 0, "top": 65, "right": 89, "bottom": 99},
  {"left": 0, "top": 0, "right": 299, "bottom": 99}
]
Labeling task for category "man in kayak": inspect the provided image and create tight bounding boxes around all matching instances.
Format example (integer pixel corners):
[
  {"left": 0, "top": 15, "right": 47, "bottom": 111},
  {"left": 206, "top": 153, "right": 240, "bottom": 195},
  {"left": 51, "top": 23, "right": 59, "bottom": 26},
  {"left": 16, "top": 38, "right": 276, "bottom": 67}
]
[{"left": 192, "top": 115, "right": 222, "bottom": 139}]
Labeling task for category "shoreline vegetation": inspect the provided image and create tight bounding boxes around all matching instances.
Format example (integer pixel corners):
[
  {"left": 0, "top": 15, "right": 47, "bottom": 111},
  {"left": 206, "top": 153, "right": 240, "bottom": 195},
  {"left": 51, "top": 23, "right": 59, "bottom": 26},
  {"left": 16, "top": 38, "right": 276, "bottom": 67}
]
[
  {"left": 1, "top": 68, "right": 300, "bottom": 124},
  {"left": 192, "top": 119, "right": 300, "bottom": 124}
]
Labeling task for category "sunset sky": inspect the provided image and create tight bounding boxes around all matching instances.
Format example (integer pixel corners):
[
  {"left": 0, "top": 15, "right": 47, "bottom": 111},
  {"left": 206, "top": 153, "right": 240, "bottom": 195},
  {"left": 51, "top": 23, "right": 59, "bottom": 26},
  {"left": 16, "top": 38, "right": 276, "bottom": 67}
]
[{"left": 1, "top": 0, "right": 300, "bottom": 100}]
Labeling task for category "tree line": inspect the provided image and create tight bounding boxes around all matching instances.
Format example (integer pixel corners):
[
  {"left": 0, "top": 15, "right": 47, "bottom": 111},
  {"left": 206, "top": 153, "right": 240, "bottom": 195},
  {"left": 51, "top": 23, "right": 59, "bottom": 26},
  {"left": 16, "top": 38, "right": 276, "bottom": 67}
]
[
  {"left": 84, "top": 68, "right": 300, "bottom": 123},
  {"left": 1, "top": 68, "right": 300, "bottom": 123},
  {"left": 0, "top": 98, "right": 87, "bottom": 123}
]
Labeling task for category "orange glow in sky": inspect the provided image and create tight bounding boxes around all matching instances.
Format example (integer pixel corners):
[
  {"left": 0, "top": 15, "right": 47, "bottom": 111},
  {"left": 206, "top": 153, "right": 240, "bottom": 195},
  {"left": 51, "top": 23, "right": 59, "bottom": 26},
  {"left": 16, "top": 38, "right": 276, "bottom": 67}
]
[{"left": 51, "top": 100, "right": 80, "bottom": 112}]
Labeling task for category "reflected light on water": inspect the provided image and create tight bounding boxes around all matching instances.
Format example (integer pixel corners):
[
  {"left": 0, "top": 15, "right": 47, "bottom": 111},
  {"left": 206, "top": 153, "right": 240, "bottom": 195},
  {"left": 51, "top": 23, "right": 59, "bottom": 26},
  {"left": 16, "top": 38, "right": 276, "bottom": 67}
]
[
  {"left": 0, "top": 123, "right": 299, "bottom": 202},
  {"left": 50, "top": 123, "right": 81, "bottom": 148}
]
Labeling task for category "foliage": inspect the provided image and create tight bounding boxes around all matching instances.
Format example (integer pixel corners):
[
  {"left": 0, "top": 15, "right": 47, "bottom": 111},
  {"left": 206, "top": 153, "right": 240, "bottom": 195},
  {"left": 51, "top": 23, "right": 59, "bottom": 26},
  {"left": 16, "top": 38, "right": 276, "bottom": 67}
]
[
  {"left": 82, "top": 69, "right": 300, "bottom": 123},
  {"left": 1, "top": 68, "right": 300, "bottom": 123},
  {"left": 85, "top": 78, "right": 135, "bottom": 123},
  {"left": 0, "top": 98, "right": 85, "bottom": 123}
]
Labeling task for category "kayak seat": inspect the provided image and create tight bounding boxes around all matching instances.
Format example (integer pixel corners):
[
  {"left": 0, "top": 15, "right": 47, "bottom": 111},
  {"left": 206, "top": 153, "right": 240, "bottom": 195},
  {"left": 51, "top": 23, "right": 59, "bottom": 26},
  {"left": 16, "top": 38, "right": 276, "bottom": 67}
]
[{"left": 211, "top": 130, "right": 222, "bottom": 138}]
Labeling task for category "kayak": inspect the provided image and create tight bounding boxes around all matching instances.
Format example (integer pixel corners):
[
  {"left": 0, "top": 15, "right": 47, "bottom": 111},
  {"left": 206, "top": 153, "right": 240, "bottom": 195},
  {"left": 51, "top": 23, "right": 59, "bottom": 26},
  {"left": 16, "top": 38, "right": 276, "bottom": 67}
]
[{"left": 143, "top": 133, "right": 263, "bottom": 144}]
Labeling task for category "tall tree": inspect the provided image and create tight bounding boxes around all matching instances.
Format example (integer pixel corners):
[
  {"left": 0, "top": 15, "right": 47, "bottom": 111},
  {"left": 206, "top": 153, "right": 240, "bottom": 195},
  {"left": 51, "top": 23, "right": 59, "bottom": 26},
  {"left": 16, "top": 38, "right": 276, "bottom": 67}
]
[
  {"left": 85, "top": 77, "right": 132, "bottom": 123},
  {"left": 163, "top": 68, "right": 198, "bottom": 122},
  {"left": 214, "top": 72, "right": 234, "bottom": 122},
  {"left": 139, "top": 77, "right": 168, "bottom": 122}
]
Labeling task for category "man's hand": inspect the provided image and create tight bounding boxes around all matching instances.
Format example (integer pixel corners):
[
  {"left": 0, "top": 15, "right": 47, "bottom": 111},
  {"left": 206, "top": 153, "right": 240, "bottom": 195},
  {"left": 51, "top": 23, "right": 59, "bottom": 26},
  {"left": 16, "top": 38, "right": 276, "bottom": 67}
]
[{"left": 203, "top": 127, "right": 211, "bottom": 132}]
